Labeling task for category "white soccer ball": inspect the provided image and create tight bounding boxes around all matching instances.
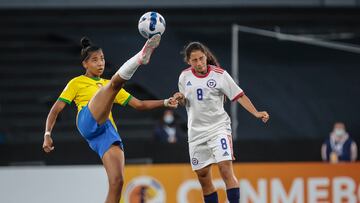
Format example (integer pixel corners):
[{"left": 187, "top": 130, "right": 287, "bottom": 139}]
[{"left": 138, "top": 11, "right": 166, "bottom": 39}]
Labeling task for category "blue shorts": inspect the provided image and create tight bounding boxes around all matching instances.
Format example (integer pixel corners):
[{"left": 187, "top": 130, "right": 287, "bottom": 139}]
[{"left": 77, "top": 105, "right": 124, "bottom": 158}]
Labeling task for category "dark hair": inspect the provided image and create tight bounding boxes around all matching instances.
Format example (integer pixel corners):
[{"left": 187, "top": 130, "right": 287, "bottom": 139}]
[
  {"left": 80, "top": 36, "right": 102, "bottom": 62},
  {"left": 183, "top": 42, "right": 220, "bottom": 66}
]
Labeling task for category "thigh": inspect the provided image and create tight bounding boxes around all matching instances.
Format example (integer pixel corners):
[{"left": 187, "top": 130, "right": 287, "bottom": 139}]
[
  {"left": 189, "top": 142, "right": 216, "bottom": 171},
  {"left": 88, "top": 75, "right": 125, "bottom": 124},
  {"left": 78, "top": 111, "right": 123, "bottom": 158},
  {"left": 102, "top": 145, "right": 125, "bottom": 179},
  {"left": 77, "top": 105, "right": 102, "bottom": 138},
  {"left": 88, "top": 84, "right": 117, "bottom": 125}
]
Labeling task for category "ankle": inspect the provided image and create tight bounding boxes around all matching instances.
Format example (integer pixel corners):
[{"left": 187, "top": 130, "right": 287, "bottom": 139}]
[
  {"left": 226, "top": 187, "right": 240, "bottom": 203},
  {"left": 204, "top": 191, "right": 218, "bottom": 203}
]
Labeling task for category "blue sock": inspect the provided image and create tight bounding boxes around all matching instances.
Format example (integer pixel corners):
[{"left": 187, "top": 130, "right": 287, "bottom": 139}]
[
  {"left": 227, "top": 188, "right": 240, "bottom": 203},
  {"left": 204, "top": 191, "right": 218, "bottom": 203}
]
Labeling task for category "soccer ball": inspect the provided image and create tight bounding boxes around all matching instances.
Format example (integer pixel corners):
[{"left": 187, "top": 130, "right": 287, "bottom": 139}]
[{"left": 138, "top": 11, "right": 166, "bottom": 39}]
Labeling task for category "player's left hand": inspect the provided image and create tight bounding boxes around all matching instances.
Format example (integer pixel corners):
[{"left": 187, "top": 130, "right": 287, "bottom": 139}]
[{"left": 255, "top": 111, "right": 269, "bottom": 123}]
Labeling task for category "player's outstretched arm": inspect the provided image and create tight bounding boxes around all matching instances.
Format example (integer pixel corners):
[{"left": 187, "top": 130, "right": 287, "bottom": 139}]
[
  {"left": 42, "top": 100, "right": 66, "bottom": 153},
  {"left": 237, "top": 95, "right": 269, "bottom": 123},
  {"left": 128, "top": 96, "right": 178, "bottom": 111}
]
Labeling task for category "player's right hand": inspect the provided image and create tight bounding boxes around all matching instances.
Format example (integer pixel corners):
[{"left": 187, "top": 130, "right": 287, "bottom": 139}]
[
  {"left": 173, "top": 92, "right": 186, "bottom": 106},
  {"left": 43, "top": 134, "right": 55, "bottom": 153},
  {"left": 173, "top": 92, "right": 184, "bottom": 100},
  {"left": 164, "top": 97, "right": 179, "bottom": 109}
]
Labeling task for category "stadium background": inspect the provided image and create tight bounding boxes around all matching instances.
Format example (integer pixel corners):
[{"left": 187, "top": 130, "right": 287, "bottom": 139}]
[{"left": 0, "top": 0, "right": 359, "bottom": 202}]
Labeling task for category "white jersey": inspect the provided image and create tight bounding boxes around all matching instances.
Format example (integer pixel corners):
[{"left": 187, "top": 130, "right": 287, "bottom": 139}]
[{"left": 178, "top": 65, "right": 244, "bottom": 145}]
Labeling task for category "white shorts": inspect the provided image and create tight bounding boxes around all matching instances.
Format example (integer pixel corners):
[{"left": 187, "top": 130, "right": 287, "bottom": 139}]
[{"left": 189, "top": 133, "right": 234, "bottom": 171}]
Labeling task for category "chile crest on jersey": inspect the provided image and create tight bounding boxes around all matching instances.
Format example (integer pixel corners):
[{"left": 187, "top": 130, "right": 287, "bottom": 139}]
[{"left": 206, "top": 79, "right": 217, "bottom": 88}]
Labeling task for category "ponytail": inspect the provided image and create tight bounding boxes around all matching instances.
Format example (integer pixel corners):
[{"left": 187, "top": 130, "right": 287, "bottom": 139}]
[{"left": 80, "top": 36, "right": 101, "bottom": 62}]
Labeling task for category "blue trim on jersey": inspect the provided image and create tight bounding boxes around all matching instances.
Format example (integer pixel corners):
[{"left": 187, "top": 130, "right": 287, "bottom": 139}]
[{"left": 77, "top": 105, "right": 124, "bottom": 158}]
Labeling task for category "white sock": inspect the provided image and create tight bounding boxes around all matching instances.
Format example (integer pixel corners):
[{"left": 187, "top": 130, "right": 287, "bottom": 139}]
[{"left": 116, "top": 52, "right": 141, "bottom": 80}]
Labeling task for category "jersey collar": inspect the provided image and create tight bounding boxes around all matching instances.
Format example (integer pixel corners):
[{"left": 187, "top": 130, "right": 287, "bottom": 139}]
[
  {"left": 191, "top": 65, "right": 211, "bottom": 78},
  {"left": 83, "top": 75, "right": 101, "bottom": 81}
]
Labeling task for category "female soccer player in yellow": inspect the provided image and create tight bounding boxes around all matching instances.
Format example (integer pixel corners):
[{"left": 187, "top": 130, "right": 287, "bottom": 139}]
[{"left": 42, "top": 35, "right": 177, "bottom": 203}]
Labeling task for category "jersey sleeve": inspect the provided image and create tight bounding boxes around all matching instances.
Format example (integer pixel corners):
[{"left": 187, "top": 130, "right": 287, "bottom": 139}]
[
  {"left": 114, "top": 88, "right": 132, "bottom": 106},
  {"left": 58, "top": 78, "right": 78, "bottom": 104},
  {"left": 178, "top": 73, "right": 185, "bottom": 94},
  {"left": 221, "top": 71, "right": 244, "bottom": 102}
]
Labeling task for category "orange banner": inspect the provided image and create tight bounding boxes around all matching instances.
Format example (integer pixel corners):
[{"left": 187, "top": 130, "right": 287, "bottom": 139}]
[{"left": 121, "top": 162, "right": 360, "bottom": 203}]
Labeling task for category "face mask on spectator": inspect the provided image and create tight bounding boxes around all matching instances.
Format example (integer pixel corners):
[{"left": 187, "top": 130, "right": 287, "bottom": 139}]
[
  {"left": 164, "top": 115, "right": 174, "bottom": 124},
  {"left": 334, "top": 128, "right": 345, "bottom": 137}
]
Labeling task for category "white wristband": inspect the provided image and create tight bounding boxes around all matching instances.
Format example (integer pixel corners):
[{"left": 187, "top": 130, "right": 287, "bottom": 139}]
[
  {"left": 163, "top": 99, "right": 169, "bottom": 107},
  {"left": 44, "top": 131, "right": 51, "bottom": 137}
]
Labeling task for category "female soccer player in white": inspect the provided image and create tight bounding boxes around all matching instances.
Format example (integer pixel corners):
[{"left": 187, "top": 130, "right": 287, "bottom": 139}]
[
  {"left": 42, "top": 35, "right": 177, "bottom": 203},
  {"left": 174, "top": 42, "right": 269, "bottom": 203}
]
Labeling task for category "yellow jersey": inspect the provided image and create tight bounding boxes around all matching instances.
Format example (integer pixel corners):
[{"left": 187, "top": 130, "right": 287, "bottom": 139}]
[{"left": 58, "top": 75, "right": 132, "bottom": 129}]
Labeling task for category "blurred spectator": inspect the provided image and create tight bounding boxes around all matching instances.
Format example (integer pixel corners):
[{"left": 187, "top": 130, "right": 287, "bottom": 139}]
[
  {"left": 153, "top": 110, "right": 185, "bottom": 143},
  {"left": 321, "top": 122, "right": 358, "bottom": 163}
]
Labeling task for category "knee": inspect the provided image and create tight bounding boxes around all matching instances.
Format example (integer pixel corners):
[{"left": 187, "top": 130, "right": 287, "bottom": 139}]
[
  {"left": 196, "top": 170, "right": 212, "bottom": 187},
  {"left": 224, "top": 175, "right": 238, "bottom": 185},
  {"left": 110, "top": 75, "right": 124, "bottom": 91},
  {"left": 219, "top": 167, "right": 238, "bottom": 184},
  {"left": 109, "top": 174, "right": 124, "bottom": 189},
  {"left": 196, "top": 170, "right": 209, "bottom": 180},
  {"left": 197, "top": 172, "right": 208, "bottom": 179}
]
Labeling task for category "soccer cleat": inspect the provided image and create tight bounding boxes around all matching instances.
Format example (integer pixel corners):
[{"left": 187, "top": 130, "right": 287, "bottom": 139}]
[{"left": 138, "top": 34, "right": 161, "bottom": 65}]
